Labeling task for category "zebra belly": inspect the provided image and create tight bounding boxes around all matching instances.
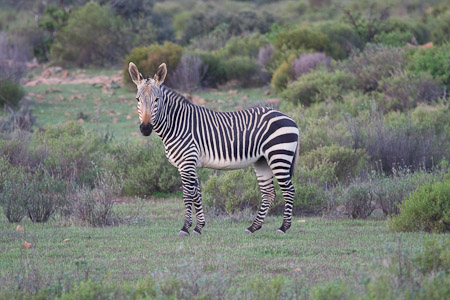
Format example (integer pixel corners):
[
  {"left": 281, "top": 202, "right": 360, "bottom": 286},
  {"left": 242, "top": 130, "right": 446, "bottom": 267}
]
[{"left": 198, "top": 155, "right": 261, "bottom": 170}]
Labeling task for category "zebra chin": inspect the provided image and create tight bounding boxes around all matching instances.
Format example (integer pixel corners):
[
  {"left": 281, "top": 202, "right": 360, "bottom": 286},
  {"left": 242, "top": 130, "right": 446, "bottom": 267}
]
[{"left": 139, "top": 123, "right": 153, "bottom": 136}]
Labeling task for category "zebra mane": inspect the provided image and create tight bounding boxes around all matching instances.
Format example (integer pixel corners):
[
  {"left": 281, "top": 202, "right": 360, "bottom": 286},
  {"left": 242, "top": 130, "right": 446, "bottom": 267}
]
[{"left": 160, "top": 85, "right": 192, "bottom": 105}]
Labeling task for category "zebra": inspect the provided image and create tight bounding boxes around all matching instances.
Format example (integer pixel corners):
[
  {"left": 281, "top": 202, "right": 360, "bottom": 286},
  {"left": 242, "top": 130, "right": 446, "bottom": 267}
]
[{"left": 128, "top": 62, "right": 299, "bottom": 236}]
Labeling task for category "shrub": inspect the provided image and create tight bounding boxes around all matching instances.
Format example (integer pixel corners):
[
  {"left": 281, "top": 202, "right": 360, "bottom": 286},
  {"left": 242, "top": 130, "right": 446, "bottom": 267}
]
[
  {"left": 408, "top": 43, "right": 450, "bottom": 85},
  {"left": 257, "top": 44, "right": 275, "bottom": 83},
  {"left": 105, "top": 139, "right": 181, "bottom": 196},
  {"left": 203, "top": 168, "right": 263, "bottom": 215},
  {"left": 0, "top": 161, "right": 30, "bottom": 223},
  {"left": 0, "top": 78, "right": 24, "bottom": 108},
  {"left": 374, "top": 18, "right": 430, "bottom": 47},
  {"left": 300, "top": 145, "right": 368, "bottom": 182},
  {"left": 50, "top": 1, "right": 125, "bottom": 66},
  {"left": 167, "top": 53, "right": 207, "bottom": 94},
  {"left": 291, "top": 52, "right": 331, "bottom": 80},
  {"left": 281, "top": 70, "right": 355, "bottom": 106},
  {"left": 340, "top": 44, "right": 404, "bottom": 91},
  {"left": 271, "top": 60, "right": 293, "bottom": 93},
  {"left": 26, "top": 168, "right": 67, "bottom": 223},
  {"left": 389, "top": 177, "right": 450, "bottom": 233},
  {"left": 316, "top": 22, "right": 365, "bottom": 59},
  {"left": 377, "top": 71, "right": 442, "bottom": 112},
  {"left": 338, "top": 183, "right": 376, "bottom": 219},
  {"left": 224, "top": 56, "right": 259, "bottom": 86},
  {"left": 359, "top": 113, "right": 449, "bottom": 172},
  {"left": 370, "top": 168, "right": 435, "bottom": 216},
  {"left": 195, "top": 51, "right": 227, "bottom": 87},
  {"left": 123, "top": 41, "right": 183, "bottom": 87},
  {"left": 33, "top": 121, "right": 110, "bottom": 186},
  {"left": 274, "top": 27, "right": 330, "bottom": 54},
  {"left": 73, "top": 180, "right": 117, "bottom": 227},
  {"left": 429, "top": 11, "right": 450, "bottom": 45},
  {"left": 0, "top": 101, "right": 36, "bottom": 133}
]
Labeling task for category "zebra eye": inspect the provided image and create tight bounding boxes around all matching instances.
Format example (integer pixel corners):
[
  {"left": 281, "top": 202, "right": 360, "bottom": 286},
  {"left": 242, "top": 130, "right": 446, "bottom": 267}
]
[{"left": 136, "top": 97, "right": 139, "bottom": 102}]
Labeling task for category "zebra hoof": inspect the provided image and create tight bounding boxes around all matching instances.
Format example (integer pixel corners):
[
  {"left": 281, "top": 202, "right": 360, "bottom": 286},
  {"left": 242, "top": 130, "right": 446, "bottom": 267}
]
[
  {"left": 192, "top": 229, "right": 201, "bottom": 235},
  {"left": 244, "top": 229, "right": 252, "bottom": 234},
  {"left": 276, "top": 229, "right": 285, "bottom": 234},
  {"left": 178, "top": 230, "right": 189, "bottom": 237}
]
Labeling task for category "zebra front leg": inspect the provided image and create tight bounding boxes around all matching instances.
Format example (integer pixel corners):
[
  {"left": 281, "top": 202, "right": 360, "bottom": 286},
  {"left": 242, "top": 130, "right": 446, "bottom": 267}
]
[
  {"left": 179, "top": 169, "right": 198, "bottom": 237},
  {"left": 192, "top": 178, "right": 206, "bottom": 235},
  {"left": 246, "top": 159, "right": 275, "bottom": 234}
]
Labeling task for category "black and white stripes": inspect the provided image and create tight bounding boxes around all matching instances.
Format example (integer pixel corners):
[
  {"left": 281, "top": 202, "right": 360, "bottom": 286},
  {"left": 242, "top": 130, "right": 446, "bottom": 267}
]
[{"left": 129, "top": 62, "right": 299, "bottom": 235}]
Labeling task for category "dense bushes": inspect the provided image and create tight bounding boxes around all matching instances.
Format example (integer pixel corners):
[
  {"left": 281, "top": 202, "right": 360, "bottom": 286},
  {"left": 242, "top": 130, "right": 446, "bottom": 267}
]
[
  {"left": 105, "top": 139, "right": 181, "bottom": 196},
  {"left": 281, "top": 70, "right": 355, "bottom": 105},
  {"left": 409, "top": 43, "right": 450, "bottom": 85},
  {"left": 389, "top": 176, "right": 450, "bottom": 233},
  {"left": 123, "top": 41, "right": 183, "bottom": 87},
  {"left": 0, "top": 78, "right": 24, "bottom": 108},
  {"left": 203, "top": 168, "right": 262, "bottom": 215},
  {"left": 50, "top": 2, "right": 126, "bottom": 67}
]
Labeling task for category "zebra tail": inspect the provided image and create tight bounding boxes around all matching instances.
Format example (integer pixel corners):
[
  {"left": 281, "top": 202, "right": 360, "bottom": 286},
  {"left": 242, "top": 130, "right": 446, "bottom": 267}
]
[{"left": 290, "top": 137, "right": 300, "bottom": 178}]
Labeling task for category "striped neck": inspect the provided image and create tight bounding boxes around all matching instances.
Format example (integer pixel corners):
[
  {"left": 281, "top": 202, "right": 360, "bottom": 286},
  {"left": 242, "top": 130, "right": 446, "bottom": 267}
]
[{"left": 152, "top": 86, "right": 192, "bottom": 140}]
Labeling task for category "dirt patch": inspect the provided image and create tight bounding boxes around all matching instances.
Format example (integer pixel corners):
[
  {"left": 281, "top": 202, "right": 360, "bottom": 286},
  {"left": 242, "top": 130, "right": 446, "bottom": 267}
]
[{"left": 24, "top": 66, "right": 122, "bottom": 87}]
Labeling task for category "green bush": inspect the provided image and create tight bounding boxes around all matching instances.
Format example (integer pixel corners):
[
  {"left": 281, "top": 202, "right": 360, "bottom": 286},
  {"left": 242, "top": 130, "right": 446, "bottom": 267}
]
[
  {"left": 281, "top": 70, "right": 355, "bottom": 106},
  {"left": 123, "top": 41, "right": 183, "bottom": 87},
  {"left": 274, "top": 27, "right": 330, "bottom": 54},
  {"left": 0, "top": 161, "right": 30, "bottom": 223},
  {"left": 408, "top": 43, "right": 450, "bottom": 85},
  {"left": 203, "top": 168, "right": 263, "bottom": 215},
  {"left": 219, "top": 34, "right": 269, "bottom": 59},
  {"left": 33, "top": 121, "right": 110, "bottom": 186},
  {"left": 105, "top": 139, "right": 181, "bottom": 196},
  {"left": 315, "top": 22, "right": 364, "bottom": 59},
  {"left": 50, "top": 2, "right": 125, "bottom": 66},
  {"left": 26, "top": 168, "right": 67, "bottom": 223},
  {"left": 224, "top": 56, "right": 259, "bottom": 86},
  {"left": 300, "top": 145, "right": 368, "bottom": 182},
  {"left": 0, "top": 78, "right": 24, "bottom": 108},
  {"left": 270, "top": 60, "right": 293, "bottom": 93},
  {"left": 340, "top": 44, "right": 405, "bottom": 91},
  {"left": 429, "top": 11, "right": 450, "bottom": 45},
  {"left": 336, "top": 181, "right": 375, "bottom": 219},
  {"left": 375, "top": 18, "right": 430, "bottom": 46},
  {"left": 389, "top": 177, "right": 450, "bottom": 233}
]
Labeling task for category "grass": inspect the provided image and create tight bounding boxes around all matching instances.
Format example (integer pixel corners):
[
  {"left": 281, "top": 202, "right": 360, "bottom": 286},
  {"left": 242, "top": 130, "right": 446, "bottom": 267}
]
[{"left": 1, "top": 197, "right": 448, "bottom": 297}]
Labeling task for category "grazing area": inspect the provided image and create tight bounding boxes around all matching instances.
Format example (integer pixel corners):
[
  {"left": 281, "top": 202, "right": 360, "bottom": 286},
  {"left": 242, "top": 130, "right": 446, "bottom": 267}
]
[
  {"left": 1, "top": 0, "right": 450, "bottom": 299},
  {"left": 1, "top": 197, "right": 449, "bottom": 299}
]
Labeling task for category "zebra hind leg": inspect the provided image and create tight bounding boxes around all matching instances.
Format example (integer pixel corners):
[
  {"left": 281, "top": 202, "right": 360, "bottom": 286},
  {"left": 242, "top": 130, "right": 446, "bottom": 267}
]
[
  {"left": 275, "top": 178, "right": 295, "bottom": 233},
  {"left": 246, "top": 159, "right": 275, "bottom": 234}
]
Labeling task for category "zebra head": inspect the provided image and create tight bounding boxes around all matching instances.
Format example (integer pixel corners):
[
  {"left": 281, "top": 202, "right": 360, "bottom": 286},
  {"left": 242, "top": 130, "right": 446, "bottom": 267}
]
[{"left": 128, "top": 62, "right": 167, "bottom": 136}]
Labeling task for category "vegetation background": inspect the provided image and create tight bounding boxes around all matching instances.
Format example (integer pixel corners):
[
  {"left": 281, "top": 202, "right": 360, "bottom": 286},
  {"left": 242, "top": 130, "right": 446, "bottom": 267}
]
[{"left": 0, "top": 0, "right": 449, "bottom": 299}]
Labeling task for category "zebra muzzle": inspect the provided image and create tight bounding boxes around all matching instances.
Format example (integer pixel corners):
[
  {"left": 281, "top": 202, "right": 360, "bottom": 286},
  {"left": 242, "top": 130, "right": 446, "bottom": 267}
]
[{"left": 139, "top": 123, "right": 153, "bottom": 136}]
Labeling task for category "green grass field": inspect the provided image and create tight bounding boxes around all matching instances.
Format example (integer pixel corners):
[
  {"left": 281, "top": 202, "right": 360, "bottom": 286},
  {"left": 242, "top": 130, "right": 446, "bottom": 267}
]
[
  {"left": 1, "top": 68, "right": 449, "bottom": 298},
  {"left": 1, "top": 197, "right": 445, "bottom": 297}
]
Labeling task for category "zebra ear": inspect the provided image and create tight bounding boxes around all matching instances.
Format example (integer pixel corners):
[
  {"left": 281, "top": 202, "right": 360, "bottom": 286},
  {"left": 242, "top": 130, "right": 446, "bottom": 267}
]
[
  {"left": 153, "top": 63, "right": 167, "bottom": 86},
  {"left": 128, "top": 62, "right": 142, "bottom": 86}
]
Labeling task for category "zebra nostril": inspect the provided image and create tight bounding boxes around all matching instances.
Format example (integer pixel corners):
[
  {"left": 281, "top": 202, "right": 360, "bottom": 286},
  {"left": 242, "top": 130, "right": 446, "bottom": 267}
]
[{"left": 139, "top": 123, "right": 153, "bottom": 136}]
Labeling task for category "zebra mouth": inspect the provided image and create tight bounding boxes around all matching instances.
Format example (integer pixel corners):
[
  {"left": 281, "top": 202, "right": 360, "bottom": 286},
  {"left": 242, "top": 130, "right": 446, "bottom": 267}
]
[{"left": 139, "top": 123, "right": 153, "bottom": 136}]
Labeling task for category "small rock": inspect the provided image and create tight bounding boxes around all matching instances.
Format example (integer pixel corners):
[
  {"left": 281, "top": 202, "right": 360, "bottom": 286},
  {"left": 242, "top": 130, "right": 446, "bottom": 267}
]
[
  {"left": 16, "top": 225, "right": 24, "bottom": 231},
  {"left": 23, "top": 241, "right": 32, "bottom": 249},
  {"left": 264, "top": 90, "right": 271, "bottom": 96}
]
